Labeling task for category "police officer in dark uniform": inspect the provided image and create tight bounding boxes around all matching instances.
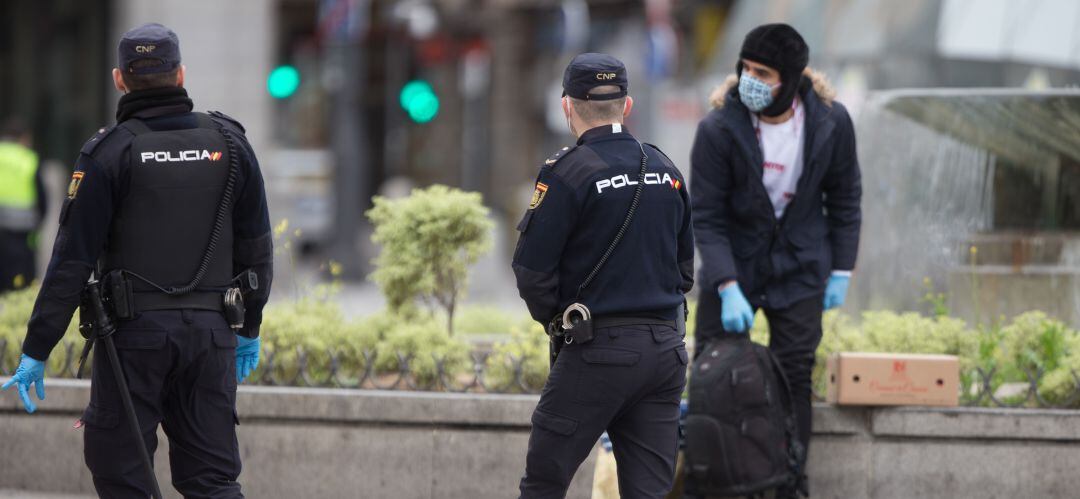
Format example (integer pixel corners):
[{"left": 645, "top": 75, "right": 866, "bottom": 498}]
[
  {"left": 513, "top": 53, "right": 694, "bottom": 499},
  {"left": 1, "top": 23, "right": 272, "bottom": 498}
]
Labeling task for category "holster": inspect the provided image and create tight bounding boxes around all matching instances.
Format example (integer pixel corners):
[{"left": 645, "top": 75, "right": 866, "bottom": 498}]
[
  {"left": 545, "top": 319, "right": 565, "bottom": 367},
  {"left": 103, "top": 270, "right": 135, "bottom": 320},
  {"left": 76, "top": 279, "right": 118, "bottom": 379}
]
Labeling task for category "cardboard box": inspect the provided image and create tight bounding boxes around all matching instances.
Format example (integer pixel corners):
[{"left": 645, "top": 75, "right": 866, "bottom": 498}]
[{"left": 825, "top": 352, "right": 959, "bottom": 407}]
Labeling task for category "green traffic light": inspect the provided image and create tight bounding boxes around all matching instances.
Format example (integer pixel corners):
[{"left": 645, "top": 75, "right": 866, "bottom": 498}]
[
  {"left": 399, "top": 80, "right": 432, "bottom": 108},
  {"left": 267, "top": 65, "right": 300, "bottom": 99},
  {"left": 399, "top": 80, "right": 439, "bottom": 123}
]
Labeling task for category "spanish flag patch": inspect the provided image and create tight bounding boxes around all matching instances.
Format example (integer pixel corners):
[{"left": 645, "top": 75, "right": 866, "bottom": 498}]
[
  {"left": 529, "top": 182, "right": 548, "bottom": 210},
  {"left": 67, "top": 171, "right": 84, "bottom": 200}
]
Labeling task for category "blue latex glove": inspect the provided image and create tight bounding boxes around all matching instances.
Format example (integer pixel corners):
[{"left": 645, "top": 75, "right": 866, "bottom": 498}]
[
  {"left": 824, "top": 274, "right": 851, "bottom": 310},
  {"left": 719, "top": 283, "right": 754, "bottom": 333},
  {"left": 2, "top": 354, "right": 46, "bottom": 413},
  {"left": 235, "top": 335, "right": 261, "bottom": 384}
]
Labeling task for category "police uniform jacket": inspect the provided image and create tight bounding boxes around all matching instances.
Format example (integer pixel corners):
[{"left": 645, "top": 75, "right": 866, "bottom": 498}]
[
  {"left": 513, "top": 124, "right": 694, "bottom": 324},
  {"left": 22, "top": 87, "right": 273, "bottom": 360}
]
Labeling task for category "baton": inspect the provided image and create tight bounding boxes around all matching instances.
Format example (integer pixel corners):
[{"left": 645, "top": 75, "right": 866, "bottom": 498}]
[{"left": 87, "top": 281, "right": 163, "bottom": 499}]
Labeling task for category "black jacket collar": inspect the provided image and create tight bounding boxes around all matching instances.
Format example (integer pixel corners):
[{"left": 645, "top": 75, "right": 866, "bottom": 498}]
[
  {"left": 576, "top": 124, "right": 633, "bottom": 146},
  {"left": 116, "top": 87, "right": 194, "bottom": 123}
]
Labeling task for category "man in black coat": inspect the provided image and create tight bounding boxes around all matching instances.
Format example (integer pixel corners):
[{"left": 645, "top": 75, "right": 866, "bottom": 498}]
[{"left": 689, "top": 23, "right": 861, "bottom": 495}]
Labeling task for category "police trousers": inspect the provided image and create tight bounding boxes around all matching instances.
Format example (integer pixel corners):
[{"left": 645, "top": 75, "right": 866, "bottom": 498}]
[
  {"left": 519, "top": 323, "right": 688, "bottom": 499},
  {"left": 81, "top": 309, "right": 243, "bottom": 499}
]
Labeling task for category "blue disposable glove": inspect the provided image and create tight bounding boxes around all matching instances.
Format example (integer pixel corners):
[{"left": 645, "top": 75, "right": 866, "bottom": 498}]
[
  {"left": 2, "top": 354, "right": 47, "bottom": 413},
  {"left": 235, "top": 335, "right": 261, "bottom": 384},
  {"left": 719, "top": 283, "right": 754, "bottom": 333},
  {"left": 824, "top": 274, "right": 851, "bottom": 310}
]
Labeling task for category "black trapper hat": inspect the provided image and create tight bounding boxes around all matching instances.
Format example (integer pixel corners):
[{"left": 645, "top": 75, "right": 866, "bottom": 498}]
[{"left": 737, "top": 23, "right": 809, "bottom": 117}]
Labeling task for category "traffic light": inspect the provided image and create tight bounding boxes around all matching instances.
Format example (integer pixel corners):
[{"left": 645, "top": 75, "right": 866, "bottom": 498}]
[
  {"left": 267, "top": 65, "right": 301, "bottom": 99},
  {"left": 399, "top": 80, "right": 439, "bottom": 123}
]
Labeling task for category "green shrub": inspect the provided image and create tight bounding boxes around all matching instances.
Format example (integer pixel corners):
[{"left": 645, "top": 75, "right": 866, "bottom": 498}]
[
  {"left": 367, "top": 185, "right": 494, "bottom": 335},
  {"left": 377, "top": 316, "right": 471, "bottom": 385},
  {"left": 452, "top": 305, "right": 532, "bottom": 336},
  {"left": 0, "top": 286, "right": 81, "bottom": 373},
  {"left": 258, "top": 295, "right": 372, "bottom": 384},
  {"left": 259, "top": 299, "right": 471, "bottom": 387},
  {"left": 485, "top": 322, "right": 549, "bottom": 392},
  {"left": 992, "top": 312, "right": 1080, "bottom": 405}
]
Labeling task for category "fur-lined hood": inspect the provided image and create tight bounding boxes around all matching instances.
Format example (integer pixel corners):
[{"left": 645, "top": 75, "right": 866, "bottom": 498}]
[{"left": 708, "top": 67, "right": 835, "bottom": 109}]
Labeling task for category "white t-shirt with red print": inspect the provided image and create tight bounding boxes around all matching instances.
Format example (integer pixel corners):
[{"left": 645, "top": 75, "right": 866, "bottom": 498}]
[{"left": 752, "top": 98, "right": 805, "bottom": 219}]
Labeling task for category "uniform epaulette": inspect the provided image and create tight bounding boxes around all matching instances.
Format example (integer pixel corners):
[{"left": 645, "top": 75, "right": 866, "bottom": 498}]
[
  {"left": 79, "top": 125, "right": 118, "bottom": 156},
  {"left": 541, "top": 144, "right": 578, "bottom": 169},
  {"left": 644, "top": 142, "right": 674, "bottom": 165},
  {"left": 208, "top": 110, "right": 246, "bottom": 134}
]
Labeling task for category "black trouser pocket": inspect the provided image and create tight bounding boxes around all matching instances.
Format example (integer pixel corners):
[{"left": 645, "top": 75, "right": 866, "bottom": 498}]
[
  {"left": 575, "top": 347, "right": 640, "bottom": 405},
  {"left": 532, "top": 408, "right": 578, "bottom": 436},
  {"left": 198, "top": 328, "right": 238, "bottom": 392}
]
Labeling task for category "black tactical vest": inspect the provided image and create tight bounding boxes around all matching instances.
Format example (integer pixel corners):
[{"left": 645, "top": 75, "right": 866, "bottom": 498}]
[{"left": 100, "top": 113, "right": 234, "bottom": 309}]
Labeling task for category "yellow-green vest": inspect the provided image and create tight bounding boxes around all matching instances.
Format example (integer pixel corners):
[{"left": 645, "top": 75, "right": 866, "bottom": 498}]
[{"left": 0, "top": 141, "right": 39, "bottom": 230}]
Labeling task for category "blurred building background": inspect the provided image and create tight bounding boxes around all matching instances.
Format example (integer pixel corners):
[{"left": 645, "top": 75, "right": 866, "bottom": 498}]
[{"left": 2, "top": 0, "right": 1079, "bottom": 324}]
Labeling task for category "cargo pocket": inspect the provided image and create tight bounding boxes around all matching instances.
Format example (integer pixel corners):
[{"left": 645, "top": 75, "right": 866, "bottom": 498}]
[
  {"left": 199, "top": 328, "right": 238, "bottom": 392},
  {"left": 532, "top": 408, "right": 578, "bottom": 436},
  {"left": 676, "top": 345, "right": 689, "bottom": 366},
  {"left": 110, "top": 328, "right": 168, "bottom": 395},
  {"left": 212, "top": 328, "right": 239, "bottom": 348},
  {"left": 80, "top": 403, "right": 119, "bottom": 429},
  {"left": 581, "top": 348, "right": 640, "bottom": 366},
  {"left": 575, "top": 348, "right": 640, "bottom": 405}
]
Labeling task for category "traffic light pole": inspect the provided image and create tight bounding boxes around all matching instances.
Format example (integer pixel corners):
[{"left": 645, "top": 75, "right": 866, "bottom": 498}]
[{"left": 327, "top": 36, "right": 371, "bottom": 279}]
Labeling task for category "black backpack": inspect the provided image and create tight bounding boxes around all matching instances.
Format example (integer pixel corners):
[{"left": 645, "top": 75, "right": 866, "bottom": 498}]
[{"left": 683, "top": 335, "right": 804, "bottom": 497}]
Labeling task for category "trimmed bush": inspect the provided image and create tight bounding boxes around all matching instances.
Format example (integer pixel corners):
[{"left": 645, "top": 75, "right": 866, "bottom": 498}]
[{"left": 367, "top": 185, "right": 494, "bottom": 335}]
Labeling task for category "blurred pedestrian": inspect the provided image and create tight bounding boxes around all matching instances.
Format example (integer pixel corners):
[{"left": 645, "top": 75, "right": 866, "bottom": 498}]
[
  {"left": 1, "top": 22, "right": 273, "bottom": 498},
  {"left": 513, "top": 52, "right": 695, "bottom": 498},
  {"left": 0, "top": 117, "right": 47, "bottom": 291},
  {"left": 689, "top": 23, "right": 862, "bottom": 498}
]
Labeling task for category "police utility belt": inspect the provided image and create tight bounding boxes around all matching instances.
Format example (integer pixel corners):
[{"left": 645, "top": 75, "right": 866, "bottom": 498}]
[
  {"left": 548, "top": 303, "right": 678, "bottom": 345},
  {"left": 92, "top": 269, "right": 259, "bottom": 327}
]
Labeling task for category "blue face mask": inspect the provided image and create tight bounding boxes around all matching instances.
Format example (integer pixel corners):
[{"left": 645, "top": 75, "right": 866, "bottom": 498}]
[{"left": 738, "top": 73, "right": 778, "bottom": 113}]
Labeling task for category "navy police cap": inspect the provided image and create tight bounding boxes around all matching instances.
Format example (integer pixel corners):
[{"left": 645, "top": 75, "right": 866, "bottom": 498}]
[
  {"left": 118, "top": 23, "right": 181, "bottom": 75},
  {"left": 562, "top": 53, "right": 628, "bottom": 101}
]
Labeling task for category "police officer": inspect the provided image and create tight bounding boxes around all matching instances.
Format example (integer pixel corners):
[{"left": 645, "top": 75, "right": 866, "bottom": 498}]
[
  {"left": 1, "top": 23, "right": 272, "bottom": 498},
  {"left": 513, "top": 53, "right": 694, "bottom": 499},
  {"left": 0, "top": 117, "right": 47, "bottom": 292}
]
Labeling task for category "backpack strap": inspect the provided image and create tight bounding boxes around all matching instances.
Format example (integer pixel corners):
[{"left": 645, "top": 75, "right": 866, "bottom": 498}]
[{"left": 759, "top": 346, "right": 807, "bottom": 489}]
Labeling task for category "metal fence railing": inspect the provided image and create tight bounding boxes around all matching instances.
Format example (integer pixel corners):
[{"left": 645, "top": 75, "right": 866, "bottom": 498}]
[
  {"left": 0, "top": 339, "right": 548, "bottom": 394},
  {"left": 4, "top": 339, "right": 1080, "bottom": 409}
]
